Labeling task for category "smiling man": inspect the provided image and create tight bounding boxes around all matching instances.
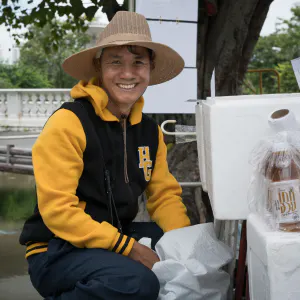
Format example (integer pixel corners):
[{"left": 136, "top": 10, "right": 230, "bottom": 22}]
[{"left": 19, "top": 11, "right": 191, "bottom": 300}]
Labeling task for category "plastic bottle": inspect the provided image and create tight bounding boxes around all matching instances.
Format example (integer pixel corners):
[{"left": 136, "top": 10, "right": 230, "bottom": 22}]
[{"left": 266, "top": 109, "right": 300, "bottom": 231}]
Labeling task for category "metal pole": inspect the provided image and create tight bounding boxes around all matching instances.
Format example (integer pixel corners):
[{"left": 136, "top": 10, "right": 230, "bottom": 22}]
[
  {"left": 0, "top": 163, "right": 34, "bottom": 175},
  {"left": 179, "top": 182, "right": 202, "bottom": 187},
  {"left": 0, "top": 156, "right": 32, "bottom": 165},
  {"left": 0, "top": 147, "right": 32, "bottom": 156},
  {"left": 259, "top": 72, "right": 263, "bottom": 94},
  {"left": 6, "top": 145, "right": 13, "bottom": 164},
  {"left": 227, "top": 220, "right": 239, "bottom": 300},
  {"left": 128, "top": 0, "right": 135, "bottom": 12}
]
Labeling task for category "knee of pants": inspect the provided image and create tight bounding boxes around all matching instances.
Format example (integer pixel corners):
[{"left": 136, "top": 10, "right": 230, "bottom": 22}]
[{"left": 136, "top": 267, "right": 160, "bottom": 300}]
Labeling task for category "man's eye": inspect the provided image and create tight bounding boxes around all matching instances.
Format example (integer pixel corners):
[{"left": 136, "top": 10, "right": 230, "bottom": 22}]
[
  {"left": 111, "top": 60, "right": 121, "bottom": 65},
  {"left": 135, "top": 60, "right": 145, "bottom": 65}
]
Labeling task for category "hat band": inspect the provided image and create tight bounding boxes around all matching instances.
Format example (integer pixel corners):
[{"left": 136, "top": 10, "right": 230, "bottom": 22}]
[{"left": 97, "top": 33, "right": 152, "bottom": 47}]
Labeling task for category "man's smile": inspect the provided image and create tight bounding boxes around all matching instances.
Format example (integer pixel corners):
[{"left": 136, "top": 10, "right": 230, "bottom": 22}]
[{"left": 117, "top": 83, "right": 138, "bottom": 90}]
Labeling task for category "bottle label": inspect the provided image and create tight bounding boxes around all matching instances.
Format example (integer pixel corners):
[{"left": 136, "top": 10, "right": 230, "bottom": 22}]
[{"left": 269, "top": 180, "right": 300, "bottom": 224}]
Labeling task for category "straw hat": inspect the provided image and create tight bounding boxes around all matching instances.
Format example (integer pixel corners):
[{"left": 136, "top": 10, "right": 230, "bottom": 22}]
[{"left": 62, "top": 11, "right": 184, "bottom": 86}]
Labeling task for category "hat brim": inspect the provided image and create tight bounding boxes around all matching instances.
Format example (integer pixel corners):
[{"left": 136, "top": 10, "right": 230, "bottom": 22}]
[{"left": 62, "top": 40, "right": 185, "bottom": 86}]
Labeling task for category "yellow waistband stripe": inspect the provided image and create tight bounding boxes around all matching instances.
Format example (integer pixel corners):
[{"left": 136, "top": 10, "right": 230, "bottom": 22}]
[{"left": 25, "top": 242, "right": 48, "bottom": 259}]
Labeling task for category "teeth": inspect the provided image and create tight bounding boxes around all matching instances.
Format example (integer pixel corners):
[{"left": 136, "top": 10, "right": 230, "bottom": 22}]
[{"left": 118, "top": 84, "right": 136, "bottom": 89}]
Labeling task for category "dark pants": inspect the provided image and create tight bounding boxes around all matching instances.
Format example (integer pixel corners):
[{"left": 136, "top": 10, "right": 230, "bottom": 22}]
[{"left": 27, "top": 222, "right": 164, "bottom": 300}]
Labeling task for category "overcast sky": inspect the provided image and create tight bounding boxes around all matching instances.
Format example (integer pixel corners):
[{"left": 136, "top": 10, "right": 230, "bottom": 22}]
[
  {"left": 261, "top": 0, "right": 300, "bottom": 35},
  {"left": 94, "top": 0, "right": 300, "bottom": 36}
]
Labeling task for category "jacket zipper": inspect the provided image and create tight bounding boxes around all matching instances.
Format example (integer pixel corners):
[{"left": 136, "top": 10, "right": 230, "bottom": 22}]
[{"left": 121, "top": 114, "right": 130, "bottom": 184}]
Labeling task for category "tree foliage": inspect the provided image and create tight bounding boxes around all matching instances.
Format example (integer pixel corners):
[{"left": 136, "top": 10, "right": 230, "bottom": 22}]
[
  {"left": 0, "top": 63, "right": 52, "bottom": 88},
  {"left": 0, "top": 22, "right": 91, "bottom": 88},
  {"left": 1, "top": 0, "right": 272, "bottom": 96},
  {"left": 19, "top": 23, "right": 91, "bottom": 87},
  {"left": 0, "top": 0, "right": 128, "bottom": 53},
  {"left": 245, "top": 6, "right": 300, "bottom": 94}
]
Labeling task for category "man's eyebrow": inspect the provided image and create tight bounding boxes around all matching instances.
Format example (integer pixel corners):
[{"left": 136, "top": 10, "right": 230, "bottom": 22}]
[
  {"left": 109, "top": 54, "right": 122, "bottom": 59},
  {"left": 134, "top": 55, "right": 146, "bottom": 59},
  {"left": 107, "top": 54, "right": 146, "bottom": 59}
]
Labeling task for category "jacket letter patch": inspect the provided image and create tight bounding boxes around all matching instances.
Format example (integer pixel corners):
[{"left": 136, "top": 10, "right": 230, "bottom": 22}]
[{"left": 138, "top": 146, "right": 152, "bottom": 182}]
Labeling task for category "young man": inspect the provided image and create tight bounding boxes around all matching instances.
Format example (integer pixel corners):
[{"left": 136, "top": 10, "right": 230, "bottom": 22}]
[{"left": 20, "top": 11, "right": 190, "bottom": 300}]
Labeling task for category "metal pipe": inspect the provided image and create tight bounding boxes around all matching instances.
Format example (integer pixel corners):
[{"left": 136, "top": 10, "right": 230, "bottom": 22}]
[
  {"left": 259, "top": 72, "right": 263, "bottom": 94},
  {"left": 128, "top": 0, "right": 135, "bottom": 11},
  {"left": 0, "top": 156, "right": 32, "bottom": 165},
  {"left": 0, "top": 147, "right": 32, "bottom": 156},
  {"left": 161, "top": 120, "right": 197, "bottom": 136},
  {"left": 179, "top": 182, "right": 202, "bottom": 187},
  {"left": 247, "top": 68, "right": 281, "bottom": 94},
  {"left": 0, "top": 163, "right": 33, "bottom": 175},
  {"left": 227, "top": 220, "right": 239, "bottom": 300},
  {"left": 6, "top": 145, "right": 12, "bottom": 164}
]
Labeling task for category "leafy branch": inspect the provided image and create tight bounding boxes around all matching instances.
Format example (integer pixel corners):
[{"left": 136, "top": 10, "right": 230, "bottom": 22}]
[{"left": 0, "top": 0, "right": 128, "bottom": 52}]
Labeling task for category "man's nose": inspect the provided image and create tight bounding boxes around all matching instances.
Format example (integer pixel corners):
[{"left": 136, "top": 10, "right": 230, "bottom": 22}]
[{"left": 120, "top": 64, "right": 135, "bottom": 80}]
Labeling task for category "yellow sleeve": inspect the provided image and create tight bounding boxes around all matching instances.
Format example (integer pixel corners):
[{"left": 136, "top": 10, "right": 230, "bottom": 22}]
[
  {"left": 146, "top": 126, "right": 191, "bottom": 232},
  {"left": 33, "top": 108, "right": 134, "bottom": 256}
]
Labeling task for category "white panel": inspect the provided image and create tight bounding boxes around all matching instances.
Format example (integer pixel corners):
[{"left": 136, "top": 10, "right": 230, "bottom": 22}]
[
  {"left": 148, "top": 21, "right": 197, "bottom": 68},
  {"left": 200, "top": 93, "right": 300, "bottom": 219},
  {"left": 136, "top": 0, "right": 198, "bottom": 22},
  {"left": 143, "top": 68, "right": 197, "bottom": 114},
  {"left": 248, "top": 213, "right": 300, "bottom": 300}
]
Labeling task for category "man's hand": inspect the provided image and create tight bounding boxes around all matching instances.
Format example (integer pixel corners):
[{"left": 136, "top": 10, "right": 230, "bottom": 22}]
[{"left": 128, "top": 241, "right": 160, "bottom": 269}]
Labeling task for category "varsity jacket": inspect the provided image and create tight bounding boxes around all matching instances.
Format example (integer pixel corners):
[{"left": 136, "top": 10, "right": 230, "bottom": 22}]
[{"left": 19, "top": 78, "right": 190, "bottom": 258}]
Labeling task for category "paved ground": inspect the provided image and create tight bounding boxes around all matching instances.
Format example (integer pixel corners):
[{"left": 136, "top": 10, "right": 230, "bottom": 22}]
[
  {"left": 0, "top": 275, "right": 41, "bottom": 300},
  {"left": 0, "top": 233, "right": 41, "bottom": 300}
]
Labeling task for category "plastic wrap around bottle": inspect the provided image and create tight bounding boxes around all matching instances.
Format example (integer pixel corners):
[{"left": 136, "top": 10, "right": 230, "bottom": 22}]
[{"left": 249, "top": 109, "right": 300, "bottom": 231}]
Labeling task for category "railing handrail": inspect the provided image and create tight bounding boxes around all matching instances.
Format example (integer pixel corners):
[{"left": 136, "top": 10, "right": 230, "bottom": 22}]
[
  {"left": 0, "top": 145, "right": 32, "bottom": 156},
  {"left": 0, "top": 135, "right": 40, "bottom": 140},
  {"left": 0, "top": 146, "right": 203, "bottom": 189},
  {"left": 0, "top": 89, "right": 71, "bottom": 92}
]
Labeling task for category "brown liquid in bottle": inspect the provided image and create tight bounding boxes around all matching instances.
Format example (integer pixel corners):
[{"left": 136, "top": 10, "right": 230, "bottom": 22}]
[{"left": 267, "top": 150, "right": 300, "bottom": 232}]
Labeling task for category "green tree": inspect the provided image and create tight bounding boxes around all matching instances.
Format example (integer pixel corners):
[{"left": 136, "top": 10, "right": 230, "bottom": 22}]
[
  {"left": 276, "top": 62, "right": 299, "bottom": 93},
  {"left": 245, "top": 6, "right": 300, "bottom": 94},
  {"left": 0, "top": 63, "right": 52, "bottom": 88},
  {"left": 0, "top": 0, "right": 129, "bottom": 52},
  {"left": 0, "top": 0, "right": 274, "bottom": 96},
  {"left": 19, "top": 24, "right": 91, "bottom": 88}
]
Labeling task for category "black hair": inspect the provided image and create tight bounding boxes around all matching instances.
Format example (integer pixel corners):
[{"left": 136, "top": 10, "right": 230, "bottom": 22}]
[
  {"left": 126, "top": 45, "right": 155, "bottom": 65},
  {"left": 93, "top": 45, "right": 156, "bottom": 72}
]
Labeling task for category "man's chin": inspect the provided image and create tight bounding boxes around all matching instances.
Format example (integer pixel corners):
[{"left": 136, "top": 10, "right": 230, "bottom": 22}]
[{"left": 116, "top": 97, "right": 140, "bottom": 105}]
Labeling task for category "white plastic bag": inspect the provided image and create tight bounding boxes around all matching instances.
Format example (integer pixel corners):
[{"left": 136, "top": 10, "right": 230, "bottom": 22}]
[{"left": 140, "top": 223, "right": 233, "bottom": 300}]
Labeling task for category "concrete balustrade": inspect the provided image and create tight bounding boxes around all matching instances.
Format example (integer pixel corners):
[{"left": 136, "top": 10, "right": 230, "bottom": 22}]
[{"left": 0, "top": 89, "right": 71, "bottom": 131}]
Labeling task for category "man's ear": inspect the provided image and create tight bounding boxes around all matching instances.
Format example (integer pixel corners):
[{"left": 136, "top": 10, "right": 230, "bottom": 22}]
[
  {"left": 150, "top": 60, "right": 155, "bottom": 71},
  {"left": 98, "top": 75, "right": 103, "bottom": 87}
]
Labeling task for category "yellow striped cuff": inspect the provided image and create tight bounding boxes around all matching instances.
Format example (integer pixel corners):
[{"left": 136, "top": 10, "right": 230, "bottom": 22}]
[{"left": 109, "top": 233, "right": 135, "bottom": 256}]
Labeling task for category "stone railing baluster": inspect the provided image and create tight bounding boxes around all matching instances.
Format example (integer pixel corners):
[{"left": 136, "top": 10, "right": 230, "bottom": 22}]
[{"left": 0, "top": 89, "right": 71, "bottom": 131}]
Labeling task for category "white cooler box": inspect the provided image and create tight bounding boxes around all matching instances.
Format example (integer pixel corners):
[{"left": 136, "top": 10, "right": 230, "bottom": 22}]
[
  {"left": 247, "top": 213, "right": 300, "bottom": 300},
  {"left": 195, "top": 93, "right": 300, "bottom": 220}
]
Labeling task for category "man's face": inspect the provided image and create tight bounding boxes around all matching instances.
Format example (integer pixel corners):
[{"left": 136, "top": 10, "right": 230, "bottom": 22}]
[{"left": 100, "top": 46, "right": 151, "bottom": 107}]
